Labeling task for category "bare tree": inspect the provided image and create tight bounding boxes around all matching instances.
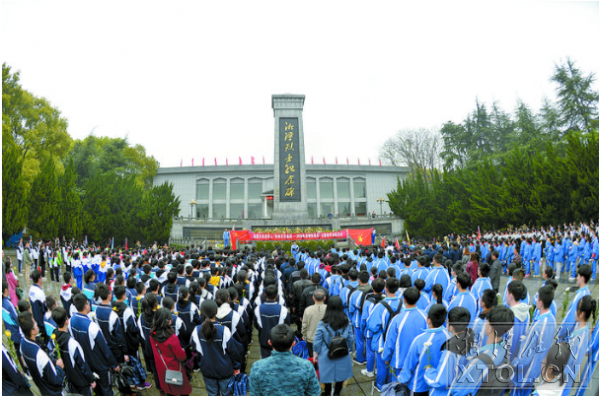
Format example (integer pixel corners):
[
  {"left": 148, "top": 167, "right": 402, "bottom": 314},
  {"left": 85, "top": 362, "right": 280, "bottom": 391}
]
[{"left": 379, "top": 127, "right": 443, "bottom": 182}]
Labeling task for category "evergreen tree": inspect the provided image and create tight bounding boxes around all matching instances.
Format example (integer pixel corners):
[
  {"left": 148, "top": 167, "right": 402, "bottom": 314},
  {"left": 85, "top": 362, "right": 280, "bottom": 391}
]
[
  {"left": 57, "top": 157, "right": 83, "bottom": 239},
  {"left": 2, "top": 131, "right": 28, "bottom": 242},
  {"left": 139, "top": 182, "right": 180, "bottom": 244},
  {"left": 27, "top": 158, "right": 60, "bottom": 239}
]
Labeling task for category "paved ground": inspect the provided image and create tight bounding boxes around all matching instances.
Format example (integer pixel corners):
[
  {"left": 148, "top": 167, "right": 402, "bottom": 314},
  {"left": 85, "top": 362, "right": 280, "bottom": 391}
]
[{"left": 3, "top": 251, "right": 598, "bottom": 396}]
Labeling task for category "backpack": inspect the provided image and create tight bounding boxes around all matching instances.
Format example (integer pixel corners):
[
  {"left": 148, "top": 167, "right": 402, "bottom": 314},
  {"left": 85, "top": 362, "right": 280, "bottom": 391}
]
[
  {"left": 361, "top": 293, "right": 384, "bottom": 315},
  {"left": 324, "top": 324, "right": 349, "bottom": 359},
  {"left": 474, "top": 350, "right": 513, "bottom": 396},
  {"left": 380, "top": 300, "right": 402, "bottom": 337}
]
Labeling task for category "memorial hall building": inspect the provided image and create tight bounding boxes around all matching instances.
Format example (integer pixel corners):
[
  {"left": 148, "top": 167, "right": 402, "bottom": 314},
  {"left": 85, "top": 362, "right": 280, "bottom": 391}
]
[{"left": 154, "top": 94, "right": 410, "bottom": 241}]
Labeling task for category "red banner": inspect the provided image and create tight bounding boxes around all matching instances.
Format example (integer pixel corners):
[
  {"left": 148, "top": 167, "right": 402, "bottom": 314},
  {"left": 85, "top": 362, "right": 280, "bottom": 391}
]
[{"left": 234, "top": 228, "right": 376, "bottom": 243}]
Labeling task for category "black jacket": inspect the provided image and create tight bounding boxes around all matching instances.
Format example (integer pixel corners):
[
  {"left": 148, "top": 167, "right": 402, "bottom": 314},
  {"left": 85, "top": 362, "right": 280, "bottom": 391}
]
[{"left": 299, "top": 285, "right": 329, "bottom": 318}]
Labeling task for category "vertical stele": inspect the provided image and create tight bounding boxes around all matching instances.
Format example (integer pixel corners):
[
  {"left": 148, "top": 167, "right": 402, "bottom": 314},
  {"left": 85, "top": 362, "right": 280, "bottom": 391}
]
[{"left": 272, "top": 94, "right": 309, "bottom": 220}]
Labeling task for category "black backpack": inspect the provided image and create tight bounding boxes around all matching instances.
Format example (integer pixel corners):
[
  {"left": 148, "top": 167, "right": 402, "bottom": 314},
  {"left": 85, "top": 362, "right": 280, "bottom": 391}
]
[
  {"left": 380, "top": 300, "right": 402, "bottom": 337},
  {"left": 324, "top": 324, "right": 350, "bottom": 359},
  {"left": 474, "top": 351, "right": 513, "bottom": 396}
]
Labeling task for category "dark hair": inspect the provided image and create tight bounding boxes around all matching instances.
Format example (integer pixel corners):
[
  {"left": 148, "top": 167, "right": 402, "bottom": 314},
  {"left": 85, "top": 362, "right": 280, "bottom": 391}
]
[
  {"left": 18, "top": 311, "right": 35, "bottom": 337},
  {"left": 414, "top": 279, "right": 425, "bottom": 292},
  {"left": 399, "top": 274, "right": 412, "bottom": 288},
  {"left": 135, "top": 281, "right": 146, "bottom": 295},
  {"left": 577, "top": 295, "right": 597, "bottom": 323},
  {"left": 537, "top": 285, "right": 554, "bottom": 310},
  {"left": 428, "top": 304, "right": 447, "bottom": 328},
  {"left": 403, "top": 287, "right": 420, "bottom": 305},
  {"left": 456, "top": 272, "right": 472, "bottom": 290},
  {"left": 179, "top": 286, "right": 190, "bottom": 302},
  {"left": 372, "top": 278, "right": 385, "bottom": 293},
  {"left": 578, "top": 265, "right": 592, "bottom": 283},
  {"left": 481, "top": 289, "right": 498, "bottom": 310},
  {"left": 105, "top": 268, "right": 114, "bottom": 285},
  {"left": 487, "top": 305, "right": 514, "bottom": 337},
  {"left": 149, "top": 279, "right": 160, "bottom": 292},
  {"left": 31, "top": 270, "right": 41, "bottom": 284},
  {"left": 162, "top": 297, "right": 175, "bottom": 311},
  {"left": 52, "top": 307, "right": 68, "bottom": 328},
  {"left": 63, "top": 272, "right": 72, "bottom": 283},
  {"left": 479, "top": 263, "right": 490, "bottom": 278},
  {"left": 544, "top": 267, "right": 554, "bottom": 279},
  {"left": 270, "top": 324, "right": 295, "bottom": 352},
  {"left": 150, "top": 308, "right": 174, "bottom": 343},
  {"left": 200, "top": 299, "right": 219, "bottom": 343},
  {"left": 84, "top": 269, "right": 95, "bottom": 284},
  {"left": 321, "top": 296, "right": 349, "bottom": 331},
  {"left": 358, "top": 271, "right": 370, "bottom": 284},
  {"left": 73, "top": 293, "right": 89, "bottom": 312},
  {"left": 385, "top": 277, "right": 400, "bottom": 294},
  {"left": 215, "top": 289, "right": 229, "bottom": 307},
  {"left": 46, "top": 296, "right": 57, "bottom": 310},
  {"left": 265, "top": 285, "right": 278, "bottom": 300},
  {"left": 545, "top": 279, "right": 558, "bottom": 291},
  {"left": 96, "top": 283, "right": 111, "bottom": 301},
  {"left": 432, "top": 284, "right": 444, "bottom": 305},
  {"left": 17, "top": 299, "right": 30, "bottom": 313},
  {"left": 507, "top": 280, "right": 524, "bottom": 303},
  {"left": 142, "top": 293, "right": 159, "bottom": 317},
  {"left": 448, "top": 306, "right": 470, "bottom": 333},
  {"left": 311, "top": 272, "right": 321, "bottom": 284},
  {"left": 113, "top": 285, "right": 126, "bottom": 300}
]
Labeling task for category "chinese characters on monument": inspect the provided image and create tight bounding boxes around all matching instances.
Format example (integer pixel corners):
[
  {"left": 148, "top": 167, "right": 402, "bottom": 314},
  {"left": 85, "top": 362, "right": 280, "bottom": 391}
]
[{"left": 279, "top": 117, "right": 301, "bottom": 202}]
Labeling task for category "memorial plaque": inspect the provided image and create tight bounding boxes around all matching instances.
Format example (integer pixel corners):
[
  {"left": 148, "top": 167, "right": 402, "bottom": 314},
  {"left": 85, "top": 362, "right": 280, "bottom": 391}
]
[{"left": 278, "top": 117, "right": 301, "bottom": 202}]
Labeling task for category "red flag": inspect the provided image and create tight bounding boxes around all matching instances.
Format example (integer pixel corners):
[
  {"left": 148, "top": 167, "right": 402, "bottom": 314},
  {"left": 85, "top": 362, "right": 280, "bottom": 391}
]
[
  {"left": 251, "top": 156, "right": 255, "bottom": 165},
  {"left": 239, "top": 156, "right": 242, "bottom": 165},
  {"left": 379, "top": 159, "right": 382, "bottom": 166},
  {"left": 226, "top": 158, "right": 229, "bottom": 166},
  {"left": 214, "top": 158, "right": 217, "bottom": 166},
  {"left": 335, "top": 157, "right": 338, "bottom": 164},
  {"left": 381, "top": 236, "right": 386, "bottom": 248},
  {"left": 202, "top": 158, "right": 205, "bottom": 166},
  {"left": 477, "top": 226, "right": 481, "bottom": 241},
  {"left": 395, "top": 238, "right": 400, "bottom": 250},
  {"left": 323, "top": 157, "right": 326, "bottom": 165},
  {"left": 358, "top": 158, "right": 361, "bottom": 165},
  {"left": 346, "top": 158, "right": 349, "bottom": 165},
  {"left": 180, "top": 159, "right": 183, "bottom": 167},
  {"left": 125, "top": 238, "right": 128, "bottom": 250},
  {"left": 192, "top": 158, "right": 194, "bottom": 166},
  {"left": 311, "top": 156, "right": 314, "bottom": 164},
  {"left": 231, "top": 225, "right": 237, "bottom": 250},
  {"left": 369, "top": 158, "right": 372, "bottom": 166},
  {"left": 347, "top": 228, "right": 373, "bottom": 246},
  {"left": 262, "top": 156, "right": 265, "bottom": 165}
]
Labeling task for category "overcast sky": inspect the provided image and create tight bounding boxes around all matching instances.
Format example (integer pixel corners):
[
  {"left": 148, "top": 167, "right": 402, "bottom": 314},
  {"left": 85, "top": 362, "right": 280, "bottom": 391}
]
[{"left": 2, "top": 1, "right": 598, "bottom": 168}]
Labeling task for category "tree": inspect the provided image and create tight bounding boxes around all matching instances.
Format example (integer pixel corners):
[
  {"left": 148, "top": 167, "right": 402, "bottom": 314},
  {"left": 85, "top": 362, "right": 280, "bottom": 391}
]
[
  {"left": 379, "top": 127, "right": 443, "bottom": 184},
  {"left": 57, "top": 158, "right": 83, "bottom": 239},
  {"left": 2, "top": 131, "right": 28, "bottom": 242},
  {"left": 81, "top": 174, "right": 112, "bottom": 243},
  {"left": 27, "top": 158, "right": 60, "bottom": 239},
  {"left": 139, "top": 182, "right": 181, "bottom": 244},
  {"left": 3, "top": 63, "right": 72, "bottom": 188},
  {"left": 551, "top": 58, "right": 599, "bottom": 134}
]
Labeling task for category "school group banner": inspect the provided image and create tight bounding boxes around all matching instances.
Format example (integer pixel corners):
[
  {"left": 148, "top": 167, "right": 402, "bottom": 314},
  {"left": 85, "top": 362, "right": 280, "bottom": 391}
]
[{"left": 235, "top": 228, "right": 374, "bottom": 245}]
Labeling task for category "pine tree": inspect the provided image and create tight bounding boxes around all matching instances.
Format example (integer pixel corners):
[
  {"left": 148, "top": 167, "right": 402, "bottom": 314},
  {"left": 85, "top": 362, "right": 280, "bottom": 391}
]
[
  {"left": 27, "top": 158, "right": 60, "bottom": 239},
  {"left": 57, "top": 158, "right": 83, "bottom": 239},
  {"left": 139, "top": 182, "right": 181, "bottom": 244},
  {"left": 2, "top": 131, "right": 28, "bottom": 242}
]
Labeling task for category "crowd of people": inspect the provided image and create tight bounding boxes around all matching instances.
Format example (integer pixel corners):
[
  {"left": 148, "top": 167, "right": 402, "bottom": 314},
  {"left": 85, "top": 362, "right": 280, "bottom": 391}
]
[{"left": 1, "top": 222, "right": 598, "bottom": 396}]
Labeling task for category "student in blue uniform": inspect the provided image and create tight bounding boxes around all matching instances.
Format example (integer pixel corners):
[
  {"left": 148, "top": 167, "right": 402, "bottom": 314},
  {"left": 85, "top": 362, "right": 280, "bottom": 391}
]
[
  {"left": 425, "top": 307, "right": 474, "bottom": 396},
  {"left": 52, "top": 307, "right": 96, "bottom": 396},
  {"left": 348, "top": 270, "right": 372, "bottom": 365},
  {"left": 557, "top": 264, "right": 591, "bottom": 342},
  {"left": 558, "top": 295, "right": 596, "bottom": 396},
  {"left": 399, "top": 304, "right": 451, "bottom": 396},
  {"left": 449, "top": 305, "right": 514, "bottom": 396},
  {"left": 575, "top": 320, "right": 599, "bottom": 396},
  {"left": 2, "top": 342, "right": 33, "bottom": 396},
  {"left": 411, "top": 256, "right": 430, "bottom": 286},
  {"left": 424, "top": 253, "right": 451, "bottom": 297},
  {"left": 360, "top": 278, "right": 386, "bottom": 378},
  {"left": 2, "top": 280, "right": 27, "bottom": 375},
  {"left": 69, "top": 293, "right": 120, "bottom": 396},
  {"left": 505, "top": 280, "right": 530, "bottom": 362},
  {"left": 444, "top": 264, "right": 463, "bottom": 304},
  {"left": 366, "top": 277, "right": 402, "bottom": 392},
  {"left": 176, "top": 286, "right": 203, "bottom": 348},
  {"left": 471, "top": 264, "right": 493, "bottom": 315},
  {"left": 509, "top": 284, "right": 556, "bottom": 396},
  {"left": 426, "top": 284, "right": 449, "bottom": 313},
  {"left": 18, "top": 311, "right": 66, "bottom": 396},
  {"left": 447, "top": 273, "right": 477, "bottom": 327},
  {"left": 472, "top": 289, "right": 497, "bottom": 349},
  {"left": 254, "top": 285, "right": 290, "bottom": 358},
  {"left": 112, "top": 285, "right": 141, "bottom": 359},
  {"left": 413, "top": 279, "right": 431, "bottom": 311},
  {"left": 533, "top": 278, "right": 558, "bottom": 320},
  {"left": 383, "top": 287, "right": 427, "bottom": 383},
  {"left": 193, "top": 300, "right": 242, "bottom": 396},
  {"left": 28, "top": 270, "right": 47, "bottom": 342}
]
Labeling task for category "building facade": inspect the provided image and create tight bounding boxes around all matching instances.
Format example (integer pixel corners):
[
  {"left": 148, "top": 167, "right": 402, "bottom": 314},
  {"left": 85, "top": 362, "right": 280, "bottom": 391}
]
[{"left": 154, "top": 163, "right": 410, "bottom": 221}]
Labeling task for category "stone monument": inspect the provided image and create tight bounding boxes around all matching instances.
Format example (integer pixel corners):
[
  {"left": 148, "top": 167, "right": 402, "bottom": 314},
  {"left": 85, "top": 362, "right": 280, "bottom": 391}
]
[{"left": 271, "top": 94, "right": 309, "bottom": 220}]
